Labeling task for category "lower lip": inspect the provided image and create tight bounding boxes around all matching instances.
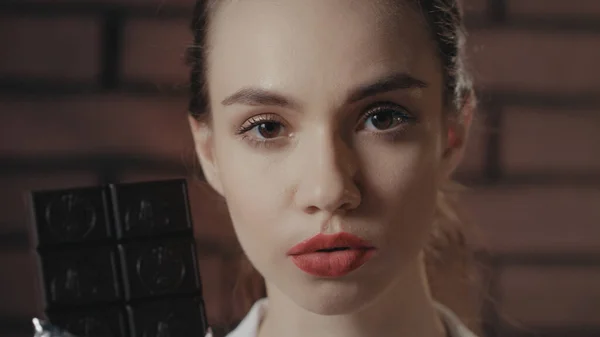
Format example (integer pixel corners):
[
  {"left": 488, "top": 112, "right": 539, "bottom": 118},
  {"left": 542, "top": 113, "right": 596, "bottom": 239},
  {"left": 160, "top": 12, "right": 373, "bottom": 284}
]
[{"left": 290, "top": 249, "right": 376, "bottom": 278}]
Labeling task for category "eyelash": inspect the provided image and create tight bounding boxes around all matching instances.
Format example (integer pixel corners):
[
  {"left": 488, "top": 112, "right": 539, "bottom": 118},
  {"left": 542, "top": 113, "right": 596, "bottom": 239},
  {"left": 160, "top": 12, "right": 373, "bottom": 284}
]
[
  {"left": 236, "top": 102, "right": 417, "bottom": 148},
  {"left": 357, "top": 102, "right": 417, "bottom": 131},
  {"left": 235, "top": 114, "right": 286, "bottom": 149}
]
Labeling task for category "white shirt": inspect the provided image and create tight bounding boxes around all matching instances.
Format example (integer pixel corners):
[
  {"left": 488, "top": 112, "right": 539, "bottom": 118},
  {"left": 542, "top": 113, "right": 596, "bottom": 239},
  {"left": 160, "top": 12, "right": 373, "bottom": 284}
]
[{"left": 207, "top": 298, "right": 479, "bottom": 337}]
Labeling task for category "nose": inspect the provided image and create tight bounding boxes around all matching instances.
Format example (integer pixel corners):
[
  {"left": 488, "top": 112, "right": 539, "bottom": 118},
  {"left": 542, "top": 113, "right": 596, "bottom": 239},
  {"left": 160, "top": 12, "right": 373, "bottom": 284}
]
[{"left": 295, "top": 129, "right": 361, "bottom": 215}]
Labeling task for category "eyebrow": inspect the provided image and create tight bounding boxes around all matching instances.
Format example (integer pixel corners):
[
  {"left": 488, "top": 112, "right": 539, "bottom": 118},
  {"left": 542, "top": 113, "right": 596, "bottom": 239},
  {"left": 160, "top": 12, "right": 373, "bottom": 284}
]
[
  {"left": 220, "top": 72, "right": 428, "bottom": 108},
  {"left": 221, "top": 88, "right": 299, "bottom": 108},
  {"left": 347, "top": 73, "right": 428, "bottom": 104}
]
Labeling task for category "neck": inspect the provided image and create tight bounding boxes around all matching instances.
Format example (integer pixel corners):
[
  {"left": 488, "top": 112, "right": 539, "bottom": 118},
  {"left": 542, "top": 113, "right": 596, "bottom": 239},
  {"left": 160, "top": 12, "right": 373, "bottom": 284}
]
[{"left": 258, "top": 257, "right": 447, "bottom": 337}]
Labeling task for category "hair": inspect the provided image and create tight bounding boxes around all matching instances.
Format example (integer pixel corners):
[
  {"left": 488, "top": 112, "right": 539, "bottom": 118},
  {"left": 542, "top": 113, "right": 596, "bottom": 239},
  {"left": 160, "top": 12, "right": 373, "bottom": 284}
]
[{"left": 186, "top": 0, "right": 482, "bottom": 332}]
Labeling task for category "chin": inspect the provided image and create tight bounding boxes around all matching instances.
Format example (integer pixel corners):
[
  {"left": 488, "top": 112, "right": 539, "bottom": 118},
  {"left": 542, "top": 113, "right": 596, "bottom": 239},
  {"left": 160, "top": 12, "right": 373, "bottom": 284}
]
[
  {"left": 287, "top": 273, "right": 391, "bottom": 316},
  {"left": 279, "top": 251, "right": 422, "bottom": 316}
]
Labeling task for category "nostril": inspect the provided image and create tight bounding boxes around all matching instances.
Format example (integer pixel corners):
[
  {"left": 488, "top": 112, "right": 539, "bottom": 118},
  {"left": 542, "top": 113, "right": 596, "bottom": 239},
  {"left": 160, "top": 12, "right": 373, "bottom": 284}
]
[{"left": 304, "top": 205, "right": 320, "bottom": 215}]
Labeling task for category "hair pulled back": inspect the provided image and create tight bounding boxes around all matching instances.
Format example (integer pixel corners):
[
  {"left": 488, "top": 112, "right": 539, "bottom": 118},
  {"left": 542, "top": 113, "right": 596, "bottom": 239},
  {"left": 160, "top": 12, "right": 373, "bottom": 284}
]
[{"left": 186, "top": 0, "right": 480, "bottom": 330}]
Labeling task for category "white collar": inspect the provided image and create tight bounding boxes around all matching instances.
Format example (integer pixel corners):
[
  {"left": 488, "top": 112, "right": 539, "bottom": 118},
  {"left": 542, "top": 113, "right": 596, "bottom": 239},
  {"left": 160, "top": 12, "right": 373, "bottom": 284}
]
[
  {"left": 215, "top": 298, "right": 478, "bottom": 337},
  {"left": 225, "top": 298, "right": 269, "bottom": 337}
]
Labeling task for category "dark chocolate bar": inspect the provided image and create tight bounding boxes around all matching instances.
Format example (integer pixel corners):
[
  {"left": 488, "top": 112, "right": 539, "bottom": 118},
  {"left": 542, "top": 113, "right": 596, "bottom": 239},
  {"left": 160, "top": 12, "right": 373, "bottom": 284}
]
[{"left": 31, "top": 179, "right": 209, "bottom": 337}]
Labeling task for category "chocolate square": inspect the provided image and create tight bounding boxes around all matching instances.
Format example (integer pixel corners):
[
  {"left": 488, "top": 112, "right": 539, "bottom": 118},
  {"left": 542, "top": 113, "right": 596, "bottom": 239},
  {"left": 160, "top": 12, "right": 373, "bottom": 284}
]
[
  {"left": 110, "top": 180, "right": 192, "bottom": 239},
  {"left": 41, "top": 246, "right": 121, "bottom": 306},
  {"left": 49, "top": 306, "right": 128, "bottom": 337},
  {"left": 119, "top": 238, "right": 201, "bottom": 300},
  {"left": 32, "top": 186, "right": 112, "bottom": 246}
]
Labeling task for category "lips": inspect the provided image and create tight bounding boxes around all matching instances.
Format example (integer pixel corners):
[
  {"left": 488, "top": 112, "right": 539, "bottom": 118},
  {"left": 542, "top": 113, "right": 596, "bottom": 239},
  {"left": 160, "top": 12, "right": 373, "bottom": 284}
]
[{"left": 287, "top": 232, "right": 376, "bottom": 278}]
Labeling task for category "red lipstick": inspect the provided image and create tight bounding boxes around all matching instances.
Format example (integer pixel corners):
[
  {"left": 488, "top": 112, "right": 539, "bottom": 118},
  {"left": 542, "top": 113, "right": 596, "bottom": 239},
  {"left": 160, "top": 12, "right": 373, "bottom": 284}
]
[{"left": 287, "top": 232, "right": 376, "bottom": 278}]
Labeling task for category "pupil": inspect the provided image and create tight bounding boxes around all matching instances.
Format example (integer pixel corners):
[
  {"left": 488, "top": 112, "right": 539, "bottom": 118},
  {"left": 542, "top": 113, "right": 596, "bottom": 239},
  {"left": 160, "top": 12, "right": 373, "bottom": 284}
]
[
  {"left": 258, "top": 122, "right": 279, "bottom": 138},
  {"left": 371, "top": 112, "right": 394, "bottom": 130}
]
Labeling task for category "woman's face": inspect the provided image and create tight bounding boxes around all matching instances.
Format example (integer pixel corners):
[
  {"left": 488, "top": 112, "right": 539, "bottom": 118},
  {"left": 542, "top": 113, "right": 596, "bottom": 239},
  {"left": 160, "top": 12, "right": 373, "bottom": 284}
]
[{"left": 193, "top": 0, "right": 457, "bottom": 314}]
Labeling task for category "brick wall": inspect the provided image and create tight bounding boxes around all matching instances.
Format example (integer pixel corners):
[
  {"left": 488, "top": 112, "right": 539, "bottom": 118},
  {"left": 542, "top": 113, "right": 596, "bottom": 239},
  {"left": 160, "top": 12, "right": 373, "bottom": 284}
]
[{"left": 1, "top": 1, "right": 599, "bottom": 336}]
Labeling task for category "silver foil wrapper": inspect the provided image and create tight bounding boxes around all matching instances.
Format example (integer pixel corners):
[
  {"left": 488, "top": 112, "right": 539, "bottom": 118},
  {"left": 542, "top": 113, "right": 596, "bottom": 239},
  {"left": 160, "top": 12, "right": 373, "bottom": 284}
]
[{"left": 32, "top": 318, "right": 77, "bottom": 337}]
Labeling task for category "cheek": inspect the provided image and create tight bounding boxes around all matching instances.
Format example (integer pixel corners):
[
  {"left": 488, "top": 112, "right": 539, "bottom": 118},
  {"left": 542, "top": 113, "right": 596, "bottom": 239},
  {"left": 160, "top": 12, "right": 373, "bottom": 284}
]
[
  {"left": 359, "top": 137, "right": 440, "bottom": 251},
  {"left": 212, "top": 135, "right": 288, "bottom": 259}
]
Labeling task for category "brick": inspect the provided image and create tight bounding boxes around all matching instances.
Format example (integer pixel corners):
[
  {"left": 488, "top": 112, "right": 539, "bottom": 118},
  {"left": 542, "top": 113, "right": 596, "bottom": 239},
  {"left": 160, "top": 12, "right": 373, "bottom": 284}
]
[
  {"left": 0, "top": 94, "right": 191, "bottom": 160},
  {"left": 507, "top": 0, "right": 600, "bottom": 17},
  {"left": 13, "top": 0, "right": 195, "bottom": 7},
  {"left": 122, "top": 18, "right": 192, "bottom": 85},
  {"left": 456, "top": 110, "right": 488, "bottom": 176},
  {"left": 467, "top": 30, "right": 600, "bottom": 94},
  {"left": 0, "top": 219, "right": 28, "bottom": 237},
  {"left": 186, "top": 178, "right": 238, "bottom": 246},
  {"left": 463, "top": 186, "right": 600, "bottom": 255},
  {"left": 0, "top": 251, "right": 43, "bottom": 318},
  {"left": 0, "top": 16, "right": 101, "bottom": 81},
  {"left": 461, "top": 0, "right": 487, "bottom": 17},
  {"left": 499, "top": 266, "right": 600, "bottom": 327},
  {"left": 503, "top": 107, "right": 600, "bottom": 174}
]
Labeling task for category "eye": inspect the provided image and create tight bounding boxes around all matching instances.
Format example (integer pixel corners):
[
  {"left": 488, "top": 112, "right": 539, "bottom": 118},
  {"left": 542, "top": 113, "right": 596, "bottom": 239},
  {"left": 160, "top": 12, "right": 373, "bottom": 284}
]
[
  {"left": 236, "top": 114, "right": 287, "bottom": 140},
  {"left": 251, "top": 121, "right": 285, "bottom": 139},
  {"left": 360, "top": 103, "right": 416, "bottom": 132}
]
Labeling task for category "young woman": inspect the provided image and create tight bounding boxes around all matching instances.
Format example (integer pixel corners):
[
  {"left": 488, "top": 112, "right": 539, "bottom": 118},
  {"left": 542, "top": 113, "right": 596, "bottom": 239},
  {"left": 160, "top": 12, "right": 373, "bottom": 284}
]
[{"left": 187, "top": 0, "right": 478, "bottom": 336}]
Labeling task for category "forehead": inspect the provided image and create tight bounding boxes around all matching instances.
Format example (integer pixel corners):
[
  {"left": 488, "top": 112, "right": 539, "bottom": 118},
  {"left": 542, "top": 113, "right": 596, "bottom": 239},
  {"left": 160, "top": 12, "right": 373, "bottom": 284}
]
[{"left": 207, "top": 0, "right": 441, "bottom": 103}]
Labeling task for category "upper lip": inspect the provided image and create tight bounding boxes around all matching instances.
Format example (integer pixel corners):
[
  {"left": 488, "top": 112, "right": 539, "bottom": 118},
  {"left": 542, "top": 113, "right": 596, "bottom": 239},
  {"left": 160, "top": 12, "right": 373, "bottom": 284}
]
[{"left": 287, "top": 232, "right": 375, "bottom": 255}]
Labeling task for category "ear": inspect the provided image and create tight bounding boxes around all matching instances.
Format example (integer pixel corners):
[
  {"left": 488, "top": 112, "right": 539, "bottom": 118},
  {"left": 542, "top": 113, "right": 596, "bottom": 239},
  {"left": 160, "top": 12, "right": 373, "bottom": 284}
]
[
  {"left": 439, "top": 95, "right": 475, "bottom": 179},
  {"left": 188, "top": 115, "right": 225, "bottom": 197}
]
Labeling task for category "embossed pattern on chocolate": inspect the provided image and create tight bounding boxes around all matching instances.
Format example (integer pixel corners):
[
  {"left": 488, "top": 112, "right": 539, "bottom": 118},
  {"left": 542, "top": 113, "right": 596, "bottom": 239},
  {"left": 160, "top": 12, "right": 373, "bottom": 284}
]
[{"left": 31, "top": 179, "right": 208, "bottom": 337}]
